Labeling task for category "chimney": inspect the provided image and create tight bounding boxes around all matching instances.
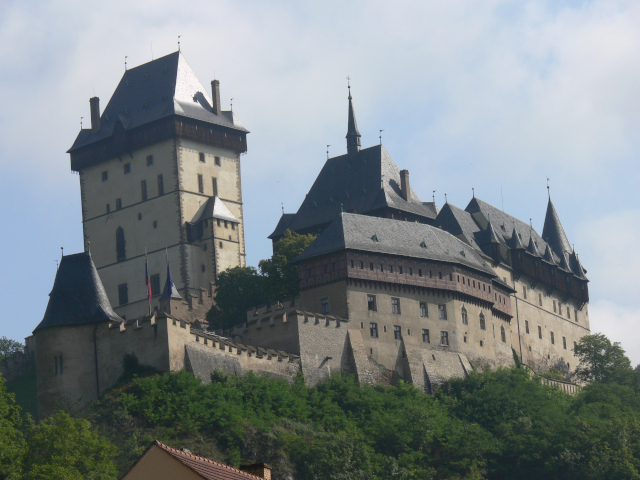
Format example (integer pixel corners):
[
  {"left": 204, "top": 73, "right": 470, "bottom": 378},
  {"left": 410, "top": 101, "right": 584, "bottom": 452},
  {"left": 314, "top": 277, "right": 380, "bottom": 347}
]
[
  {"left": 240, "top": 463, "right": 272, "bottom": 479},
  {"left": 400, "top": 169, "right": 410, "bottom": 201},
  {"left": 89, "top": 97, "right": 101, "bottom": 132},
  {"left": 211, "top": 80, "right": 221, "bottom": 115}
]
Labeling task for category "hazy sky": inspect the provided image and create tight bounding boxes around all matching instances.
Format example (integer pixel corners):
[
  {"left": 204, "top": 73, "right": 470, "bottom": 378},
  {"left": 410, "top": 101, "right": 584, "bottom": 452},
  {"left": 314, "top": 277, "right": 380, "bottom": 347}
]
[{"left": 1, "top": 0, "right": 638, "bottom": 363}]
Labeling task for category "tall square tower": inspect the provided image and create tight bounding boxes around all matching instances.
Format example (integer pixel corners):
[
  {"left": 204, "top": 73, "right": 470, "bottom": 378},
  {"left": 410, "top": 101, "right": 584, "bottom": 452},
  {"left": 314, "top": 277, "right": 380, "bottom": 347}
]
[{"left": 68, "top": 52, "right": 248, "bottom": 319}]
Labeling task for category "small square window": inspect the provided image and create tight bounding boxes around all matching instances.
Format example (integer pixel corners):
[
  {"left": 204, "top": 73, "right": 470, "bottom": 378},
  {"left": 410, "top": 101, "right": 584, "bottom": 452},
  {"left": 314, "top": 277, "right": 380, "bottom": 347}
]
[
  {"left": 321, "top": 298, "right": 330, "bottom": 314},
  {"left": 214, "top": 156, "right": 221, "bottom": 166},
  {"left": 124, "top": 163, "right": 131, "bottom": 174},
  {"left": 146, "top": 155, "right": 154, "bottom": 166},
  {"left": 367, "top": 295, "right": 377, "bottom": 312},
  {"left": 393, "top": 325, "right": 401, "bottom": 340},
  {"left": 199, "top": 152, "right": 205, "bottom": 163},
  {"left": 101, "top": 171, "right": 108, "bottom": 181},
  {"left": 370, "top": 322, "right": 378, "bottom": 338},
  {"left": 422, "top": 329, "right": 430, "bottom": 343}
]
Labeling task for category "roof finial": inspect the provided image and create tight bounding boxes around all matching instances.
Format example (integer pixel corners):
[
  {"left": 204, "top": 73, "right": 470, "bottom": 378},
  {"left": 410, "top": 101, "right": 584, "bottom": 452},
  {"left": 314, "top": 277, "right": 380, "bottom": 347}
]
[
  {"left": 347, "top": 75, "right": 351, "bottom": 97},
  {"left": 445, "top": 193, "right": 448, "bottom": 204},
  {"left": 61, "top": 246, "right": 64, "bottom": 258},
  {"left": 326, "top": 144, "right": 331, "bottom": 159},
  {"left": 178, "top": 35, "right": 181, "bottom": 52},
  {"left": 230, "top": 98, "right": 233, "bottom": 112},
  {"left": 432, "top": 190, "right": 436, "bottom": 203},
  {"left": 379, "top": 129, "right": 384, "bottom": 145},
  {"left": 80, "top": 116, "right": 83, "bottom": 129},
  {"left": 55, "top": 259, "right": 59, "bottom": 271},
  {"left": 124, "top": 56, "right": 128, "bottom": 70},
  {"left": 546, "top": 177, "right": 551, "bottom": 199},
  {"left": 87, "top": 241, "right": 91, "bottom": 254},
  {"left": 472, "top": 187, "right": 475, "bottom": 198},
  {"left": 530, "top": 218, "right": 533, "bottom": 228},
  {"left": 281, "top": 202, "right": 284, "bottom": 214}
]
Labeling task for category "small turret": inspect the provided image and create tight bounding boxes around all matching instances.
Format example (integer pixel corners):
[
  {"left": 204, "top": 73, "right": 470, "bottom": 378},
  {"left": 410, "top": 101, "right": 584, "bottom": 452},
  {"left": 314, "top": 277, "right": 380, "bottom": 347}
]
[{"left": 542, "top": 198, "right": 571, "bottom": 258}]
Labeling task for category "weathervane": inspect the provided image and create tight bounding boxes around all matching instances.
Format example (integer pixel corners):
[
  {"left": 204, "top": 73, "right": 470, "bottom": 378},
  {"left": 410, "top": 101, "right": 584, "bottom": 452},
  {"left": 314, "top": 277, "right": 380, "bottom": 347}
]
[
  {"left": 546, "top": 177, "right": 551, "bottom": 199},
  {"left": 379, "top": 129, "right": 384, "bottom": 145},
  {"left": 124, "top": 56, "right": 128, "bottom": 70},
  {"left": 178, "top": 35, "right": 181, "bottom": 52},
  {"left": 230, "top": 98, "right": 233, "bottom": 111},
  {"left": 432, "top": 190, "right": 436, "bottom": 203},
  {"left": 326, "top": 144, "right": 331, "bottom": 159},
  {"left": 80, "top": 116, "right": 83, "bottom": 129}
]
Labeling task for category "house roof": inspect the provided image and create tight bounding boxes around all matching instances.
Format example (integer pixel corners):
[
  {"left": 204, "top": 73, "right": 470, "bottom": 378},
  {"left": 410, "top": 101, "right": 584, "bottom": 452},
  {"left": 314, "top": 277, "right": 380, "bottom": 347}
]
[
  {"left": 293, "top": 213, "right": 495, "bottom": 277},
  {"left": 141, "top": 440, "right": 265, "bottom": 480},
  {"left": 69, "top": 51, "right": 247, "bottom": 153},
  {"left": 276, "top": 144, "right": 437, "bottom": 237},
  {"left": 34, "top": 252, "right": 122, "bottom": 332}
]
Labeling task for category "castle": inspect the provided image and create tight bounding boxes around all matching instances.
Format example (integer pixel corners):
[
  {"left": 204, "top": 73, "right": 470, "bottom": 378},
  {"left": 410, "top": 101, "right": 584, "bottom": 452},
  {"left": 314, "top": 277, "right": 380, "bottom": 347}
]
[{"left": 32, "top": 52, "right": 590, "bottom": 418}]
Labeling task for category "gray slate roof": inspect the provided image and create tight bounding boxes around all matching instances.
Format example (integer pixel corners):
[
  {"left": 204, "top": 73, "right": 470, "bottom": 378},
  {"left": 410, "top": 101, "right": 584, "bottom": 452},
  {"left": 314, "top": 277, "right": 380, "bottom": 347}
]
[
  {"left": 542, "top": 199, "right": 572, "bottom": 257},
  {"left": 69, "top": 51, "right": 247, "bottom": 152},
  {"left": 293, "top": 213, "right": 496, "bottom": 277},
  {"left": 34, "top": 252, "right": 122, "bottom": 332},
  {"left": 273, "top": 145, "right": 437, "bottom": 237}
]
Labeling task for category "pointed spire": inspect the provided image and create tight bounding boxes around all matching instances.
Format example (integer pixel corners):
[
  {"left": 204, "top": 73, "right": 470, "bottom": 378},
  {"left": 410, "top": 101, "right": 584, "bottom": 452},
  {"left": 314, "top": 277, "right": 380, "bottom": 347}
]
[
  {"left": 558, "top": 251, "right": 571, "bottom": 271},
  {"left": 542, "top": 198, "right": 572, "bottom": 258},
  {"left": 569, "top": 250, "right": 587, "bottom": 278},
  {"left": 542, "top": 244, "right": 556, "bottom": 264},
  {"left": 485, "top": 220, "right": 502, "bottom": 244},
  {"left": 345, "top": 78, "right": 361, "bottom": 155},
  {"left": 508, "top": 226, "right": 524, "bottom": 250},
  {"left": 526, "top": 234, "right": 541, "bottom": 257}
]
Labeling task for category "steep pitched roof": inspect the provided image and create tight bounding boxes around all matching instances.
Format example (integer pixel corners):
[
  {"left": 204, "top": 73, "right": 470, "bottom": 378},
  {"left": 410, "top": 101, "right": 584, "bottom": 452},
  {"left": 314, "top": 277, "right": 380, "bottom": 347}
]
[
  {"left": 542, "top": 198, "right": 572, "bottom": 258},
  {"left": 124, "top": 440, "right": 264, "bottom": 480},
  {"left": 34, "top": 252, "right": 122, "bottom": 332},
  {"left": 283, "top": 145, "right": 436, "bottom": 235},
  {"left": 69, "top": 51, "right": 247, "bottom": 153},
  {"left": 293, "top": 213, "right": 495, "bottom": 277},
  {"left": 198, "top": 196, "right": 239, "bottom": 223}
]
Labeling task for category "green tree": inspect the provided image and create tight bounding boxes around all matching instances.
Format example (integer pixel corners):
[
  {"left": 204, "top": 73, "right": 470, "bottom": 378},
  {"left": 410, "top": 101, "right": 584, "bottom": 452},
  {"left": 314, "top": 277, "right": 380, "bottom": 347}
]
[
  {"left": 259, "top": 229, "right": 316, "bottom": 301},
  {"left": 0, "top": 337, "right": 23, "bottom": 361},
  {"left": 207, "top": 266, "right": 268, "bottom": 330},
  {"left": 0, "top": 374, "right": 25, "bottom": 480},
  {"left": 24, "top": 411, "right": 117, "bottom": 480},
  {"left": 573, "top": 333, "right": 632, "bottom": 384}
]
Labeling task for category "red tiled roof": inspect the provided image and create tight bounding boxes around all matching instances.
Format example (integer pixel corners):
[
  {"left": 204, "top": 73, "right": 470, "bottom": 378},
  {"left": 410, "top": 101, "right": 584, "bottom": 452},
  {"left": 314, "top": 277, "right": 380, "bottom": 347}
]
[{"left": 154, "top": 440, "right": 264, "bottom": 480}]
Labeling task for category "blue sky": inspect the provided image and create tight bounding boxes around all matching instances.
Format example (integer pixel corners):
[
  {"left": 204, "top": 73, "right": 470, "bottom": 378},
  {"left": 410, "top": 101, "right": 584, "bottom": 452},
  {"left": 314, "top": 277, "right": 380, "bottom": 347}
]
[{"left": 1, "top": 0, "right": 639, "bottom": 363}]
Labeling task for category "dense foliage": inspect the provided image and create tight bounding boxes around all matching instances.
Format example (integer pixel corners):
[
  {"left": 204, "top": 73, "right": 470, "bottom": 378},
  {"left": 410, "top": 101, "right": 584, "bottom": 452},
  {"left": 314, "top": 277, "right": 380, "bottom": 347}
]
[
  {"left": 207, "top": 230, "right": 316, "bottom": 329},
  {"left": 4, "top": 334, "right": 640, "bottom": 479}
]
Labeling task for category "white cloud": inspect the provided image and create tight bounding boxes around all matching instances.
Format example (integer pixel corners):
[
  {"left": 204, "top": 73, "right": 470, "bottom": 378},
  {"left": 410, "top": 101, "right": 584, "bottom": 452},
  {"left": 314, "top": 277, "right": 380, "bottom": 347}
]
[{"left": 589, "top": 300, "right": 640, "bottom": 367}]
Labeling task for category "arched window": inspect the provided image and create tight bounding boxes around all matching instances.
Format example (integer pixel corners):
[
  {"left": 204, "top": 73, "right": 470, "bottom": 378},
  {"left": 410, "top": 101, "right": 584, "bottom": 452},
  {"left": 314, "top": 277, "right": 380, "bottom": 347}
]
[
  {"left": 479, "top": 312, "right": 486, "bottom": 331},
  {"left": 116, "top": 227, "right": 126, "bottom": 262},
  {"left": 461, "top": 306, "right": 468, "bottom": 325},
  {"left": 501, "top": 325, "right": 506, "bottom": 343}
]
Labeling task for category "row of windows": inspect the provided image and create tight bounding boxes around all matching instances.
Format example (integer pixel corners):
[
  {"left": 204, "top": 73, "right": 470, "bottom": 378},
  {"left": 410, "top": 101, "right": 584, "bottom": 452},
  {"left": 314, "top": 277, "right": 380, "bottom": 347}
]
[
  {"left": 368, "top": 323, "right": 451, "bottom": 346},
  {"left": 522, "top": 286, "right": 580, "bottom": 322},
  {"left": 524, "top": 320, "right": 576, "bottom": 351},
  {"left": 101, "top": 155, "right": 156, "bottom": 182},
  {"left": 105, "top": 175, "right": 164, "bottom": 214},
  {"left": 199, "top": 152, "right": 222, "bottom": 166},
  {"left": 198, "top": 174, "right": 219, "bottom": 196}
]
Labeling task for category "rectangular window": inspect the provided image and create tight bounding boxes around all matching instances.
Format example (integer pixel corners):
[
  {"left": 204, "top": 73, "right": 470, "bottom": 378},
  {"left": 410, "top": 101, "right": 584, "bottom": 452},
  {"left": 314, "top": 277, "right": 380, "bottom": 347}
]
[
  {"left": 198, "top": 174, "right": 204, "bottom": 193},
  {"left": 380, "top": 264, "right": 384, "bottom": 272},
  {"left": 199, "top": 152, "right": 205, "bottom": 163},
  {"left": 116, "top": 198, "right": 122, "bottom": 210},
  {"left": 438, "top": 272, "right": 442, "bottom": 279},
  {"left": 567, "top": 308, "right": 570, "bottom": 319},
  {"left": 101, "top": 171, "right": 108, "bottom": 181},
  {"left": 441, "top": 331, "right": 449, "bottom": 346},
  {"left": 389, "top": 265, "right": 393, "bottom": 273},
  {"left": 525, "top": 320, "right": 529, "bottom": 334},
  {"left": 438, "top": 304, "right": 447, "bottom": 320},
  {"left": 124, "top": 163, "right": 131, "bottom": 174},
  {"left": 539, "top": 293, "right": 542, "bottom": 306},
  {"left": 422, "top": 329, "right": 430, "bottom": 343},
  {"left": 391, "top": 298, "right": 401, "bottom": 315},
  {"left": 321, "top": 298, "right": 329, "bottom": 314},
  {"left": 418, "top": 269, "right": 422, "bottom": 277},
  {"left": 59, "top": 355, "right": 63, "bottom": 374},
  {"left": 409, "top": 268, "right": 413, "bottom": 275},
  {"left": 538, "top": 325, "right": 542, "bottom": 339},
  {"left": 212, "top": 177, "right": 218, "bottom": 196},
  {"left": 563, "top": 336, "right": 567, "bottom": 349},
  {"left": 393, "top": 325, "right": 401, "bottom": 340},
  {"left": 574, "top": 341, "right": 577, "bottom": 350},
  {"left": 54, "top": 355, "right": 58, "bottom": 374},
  {"left": 420, "top": 302, "right": 427, "bottom": 317},
  {"left": 214, "top": 156, "right": 221, "bottom": 166},
  {"left": 150, "top": 274, "right": 160, "bottom": 296},
  {"left": 399, "top": 267, "right": 403, "bottom": 274},
  {"left": 141, "top": 180, "right": 147, "bottom": 201},
  {"left": 118, "top": 283, "right": 128, "bottom": 306},
  {"left": 367, "top": 295, "right": 377, "bottom": 312},
  {"left": 157, "top": 174, "right": 164, "bottom": 195},
  {"left": 146, "top": 155, "right": 154, "bottom": 166},
  {"left": 523, "top": 286, "right": 527, "bottom": 299},
  {"left": 360, "top": 261, "right": 364, "bottom": 269},
  {"left": 369, "top": 262, "right": 374, "bottom": 271},
  {"left": 553, "top": 300, "right": 556, "bottom": 313},
  {"left": 574, "top": 309, "right": 578, "bottom": 322},
  {"left": 106, "top": 204, "right": 110, "bottom": 213},
  {"left": 370, "top": 322, "right": 378, "bottom": 338},
  {"left": 551, "top": 331, "right": 555, "bottom": 345}
]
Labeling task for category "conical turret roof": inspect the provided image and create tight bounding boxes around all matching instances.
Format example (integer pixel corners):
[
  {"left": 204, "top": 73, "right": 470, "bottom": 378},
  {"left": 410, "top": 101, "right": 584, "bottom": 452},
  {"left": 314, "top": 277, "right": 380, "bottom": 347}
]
[
  {"left": 542, "top": 199, "right": 572, "bottom": 257},
  {"left": 346, "top": 86, "right": 361, "bottom": 155},
  {"left": 542, "top": 244, "right": 557, "bottom": 265},
  {"left": 526, "top": 234, "right": 541, "bottom": 257},
  {"left": 507, "top": 226, "right": 525, "bottom": 249},
  {"left": 34, "top": 252, "right": 122, "bottom": 332}
]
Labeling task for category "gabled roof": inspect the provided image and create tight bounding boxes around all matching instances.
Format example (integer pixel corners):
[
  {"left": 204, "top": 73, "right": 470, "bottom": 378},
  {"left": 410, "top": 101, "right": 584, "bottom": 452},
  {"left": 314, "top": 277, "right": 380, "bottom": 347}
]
[
  {"left": 293, "top": 213, "right": 495, "bottom": 277},
  {"left": 199, "top": 196, "right": 239, "bottom": 223},
  {"left": 268, "top": 213, "right": 296, "bottom": 240},
  {"left": 282, "top": 144, "right": 437, "bottom": 235},
  {"left": 34, "top": 252, "right": 122, "bottom": 332},
  {"left": 69, "top": 51, "right": 247, "bottom": 153},
  {"left": 542, "top": 198, "right": 572, "bottom": 258},
  {"left": 123, "top": 440, "right": 264, "bottom": 480}
]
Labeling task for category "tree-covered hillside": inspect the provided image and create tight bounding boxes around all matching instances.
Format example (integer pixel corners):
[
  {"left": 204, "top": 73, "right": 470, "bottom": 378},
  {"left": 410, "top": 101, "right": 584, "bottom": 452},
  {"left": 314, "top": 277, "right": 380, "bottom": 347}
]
[{"left": 3, "top": 334, "right": 640, "bottom": 479}]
